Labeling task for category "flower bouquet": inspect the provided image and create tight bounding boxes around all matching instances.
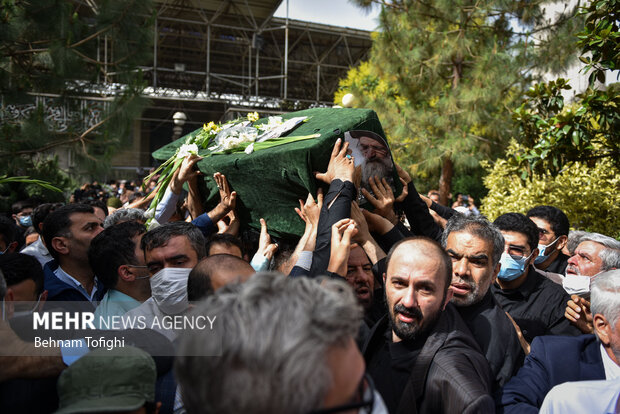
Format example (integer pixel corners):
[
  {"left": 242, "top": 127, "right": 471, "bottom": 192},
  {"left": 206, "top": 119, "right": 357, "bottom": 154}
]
[{"left": 143, "top": 112, "right": 320, "bottom": 215}]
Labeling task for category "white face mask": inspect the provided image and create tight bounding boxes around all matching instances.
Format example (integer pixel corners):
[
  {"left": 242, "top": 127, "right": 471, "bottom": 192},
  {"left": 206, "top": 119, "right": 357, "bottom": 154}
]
[
  {"left": 150, "top": 267, "right": 191, "bottom": 315},
  {"left": 562, "top": 275, "right": 591, "bottom": 296}
]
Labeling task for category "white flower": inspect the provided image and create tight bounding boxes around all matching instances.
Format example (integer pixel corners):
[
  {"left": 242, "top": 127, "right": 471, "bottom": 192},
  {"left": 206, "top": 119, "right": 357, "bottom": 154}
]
[
  {"left": 244, "top": 143, "right": 255, "bottom": 154},
  {"left": 177, "top": 143, "right": 199, "bottom": 158}
]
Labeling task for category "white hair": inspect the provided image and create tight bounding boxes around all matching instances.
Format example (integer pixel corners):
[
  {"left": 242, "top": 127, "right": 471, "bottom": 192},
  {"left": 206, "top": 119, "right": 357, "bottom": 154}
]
[{"left": 591, "top": 269, "right": 620, "bottom": 328}]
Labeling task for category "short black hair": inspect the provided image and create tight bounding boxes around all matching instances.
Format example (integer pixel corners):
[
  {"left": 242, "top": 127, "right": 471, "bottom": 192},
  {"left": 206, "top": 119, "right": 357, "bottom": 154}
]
[
  {"left": 0, "top": 253, "right": 44, "bottom": 295},
  {"left": 11, "top": 199, "right": 37, "bottom": 215},
  {"left": 386, "top": 237, "right": 453, "bottom": 296},
  {"left": 493, "top": 212, "right": 539, "bottom": 251},
  {"left": 85, "top": 199, "right": 109, "bottom": 217},
  {"left": 88, "top": 221, "right": 147, "bottom": 289},
  {"left": 141, "top": 222, "right": 206, "bottom": 260},
  {"left": 32, "top": 203, "right": 64, "bottom": 235},
  {"left": 526, "top": 205, "right": 570, "bottom": 237},
  {"left": 205, "top": 233, "right": 244, "bottom": 257},
  {"left": 42, "top": 204, "right": 95, "bottom": 260}
]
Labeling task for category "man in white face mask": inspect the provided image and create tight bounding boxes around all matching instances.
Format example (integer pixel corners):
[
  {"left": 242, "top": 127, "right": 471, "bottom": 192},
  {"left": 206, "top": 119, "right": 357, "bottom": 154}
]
[
  {"left": 564, "top": 232, "right": 620, "bottom": 334},
  {"left": 123, "top": 222, "right": 205, "bottom": 341}
]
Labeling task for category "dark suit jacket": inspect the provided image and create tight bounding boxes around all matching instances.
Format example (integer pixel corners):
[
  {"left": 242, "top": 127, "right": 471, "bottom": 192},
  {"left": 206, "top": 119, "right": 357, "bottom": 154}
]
[
  {"left": 363, "top": 304, "right": 494, "bottom": 414},
  {"left": 498, "top": 334, "right": 606, "bottom": 414}
]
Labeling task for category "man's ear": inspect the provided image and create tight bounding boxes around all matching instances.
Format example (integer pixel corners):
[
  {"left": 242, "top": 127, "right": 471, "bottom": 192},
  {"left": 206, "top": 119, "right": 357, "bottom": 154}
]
[
  {"left": 557, "top": 235, "right": 568, "bottom": 251},
  {"left": 51, "top": 237, "right": 70, "bottom": 256},
  {"left": 492, "top": 262, "right": 501, "bottom": 283},
  {"left": 593, "top": 313, "right": 611, "bottom": 345},
  {"left": 382, "top": 272, "right": 386, "bottom": 285},
  {"left": 38, "top": 290, "right": 48, "bottom": 312},
  {"left": 117, "top": 265, "right": 134, "bottom": 282}
]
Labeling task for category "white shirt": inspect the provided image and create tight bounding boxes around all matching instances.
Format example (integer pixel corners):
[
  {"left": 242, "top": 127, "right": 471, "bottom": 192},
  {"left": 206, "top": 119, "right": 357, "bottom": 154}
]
[
  {"left": 601, "top": 344, "right": 620, "bottom": 380},
  {"left": 21, "top": 237, "right": 52, "bottom": 267},
  {"left": 539, "top": 378, "right": 620, "bottom": 414},
  {"left": 53, "top": 265, "right": 100, "bottom": 302}
]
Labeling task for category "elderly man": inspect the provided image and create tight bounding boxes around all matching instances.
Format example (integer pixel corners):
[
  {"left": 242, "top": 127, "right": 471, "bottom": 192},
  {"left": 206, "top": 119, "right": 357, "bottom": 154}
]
[
  {"left": 363, "top": 237, "right": 493, "bottom": 413},
  {"left": 176, "top": 272, "right": 387, "bottom": 413},
  {"left": 563, "top": 232, "right": 620, "bottom": 333},
  {"left": 442, "top": 215, "right": 525, "bottom": 389},
  {"left": 499, "top": 269, "right": 620, "bottom": 413}
]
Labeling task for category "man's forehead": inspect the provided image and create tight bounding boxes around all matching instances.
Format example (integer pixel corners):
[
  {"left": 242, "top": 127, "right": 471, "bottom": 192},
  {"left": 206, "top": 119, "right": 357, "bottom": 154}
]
[
  {"left": 348, "top": 246, "right": 370, "bottom": 265},
  {"left": 146, "top": 235, "right": 191, "bottom": 254},
  {"left": 529, "top": 216, "right": 551, "bottom": 229},
  {"left": 576, "top": 240, "right": 604, "bottom": 255},
  {"left": 500, "top": 230, "right": 528, "bottom": 246},
  {"left": 68, "top": 211, "right": 99, "bottom": 225},
  {"left": 388, "top": 244, "right": 445, "bottom": 280},
  {"left": 446, "top": 231, "right": 493, "bottom": 255}
]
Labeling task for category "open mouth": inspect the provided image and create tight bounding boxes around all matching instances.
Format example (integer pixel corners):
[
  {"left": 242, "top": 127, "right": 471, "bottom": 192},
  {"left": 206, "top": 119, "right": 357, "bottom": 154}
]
[{"left": 397, "top": 311, "right": 417, "bottom": 323}]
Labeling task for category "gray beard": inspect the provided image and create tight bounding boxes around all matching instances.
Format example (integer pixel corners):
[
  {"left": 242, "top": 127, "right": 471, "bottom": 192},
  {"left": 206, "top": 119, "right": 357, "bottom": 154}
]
[{"left": 362, "top": 159, "right": 392, "bottom": 190}]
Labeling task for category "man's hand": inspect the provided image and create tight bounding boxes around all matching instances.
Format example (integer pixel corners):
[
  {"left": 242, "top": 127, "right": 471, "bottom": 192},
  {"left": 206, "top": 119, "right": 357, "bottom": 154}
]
[
  {"left": 360, "top": 176, "right": 406, "bottom": 224},
  {"left": 256, "top": 218, "right": 278, "bottom": 260},
  {"left": 314, "top": 138, "right": 355, "bottom": 184},
  {"left": 565, "top": 295, "right": 593, "bottom": 334},
  {"left": 327, "top": 218, "right": 358, "bottom": 277},
  {"left": 208, "top": 172, "right": 237, "bottom": 224},
  {"left": 350, "top": 202, "right": 372, "bottom": 244},
  {"left": 217, "top": 210, "right": 240, "bottom": 236},
  {"left": 170, "top": 154, "right": 203, "bottom": 194}
]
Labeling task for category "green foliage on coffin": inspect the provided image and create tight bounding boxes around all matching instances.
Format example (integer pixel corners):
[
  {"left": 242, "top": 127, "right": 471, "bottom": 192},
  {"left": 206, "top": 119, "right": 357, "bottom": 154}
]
[{"left": 152, "top": 108, "right": 391, "bottom": 239}]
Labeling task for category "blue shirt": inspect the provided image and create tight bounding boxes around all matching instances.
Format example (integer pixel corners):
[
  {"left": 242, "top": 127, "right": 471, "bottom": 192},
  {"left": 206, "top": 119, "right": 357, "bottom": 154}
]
[{"left": 93, "top": 289, "right": 142, "bottom": 328}]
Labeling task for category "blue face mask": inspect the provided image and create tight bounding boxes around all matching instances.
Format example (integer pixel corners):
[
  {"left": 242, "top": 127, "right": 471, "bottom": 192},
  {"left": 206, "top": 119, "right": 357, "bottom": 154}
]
[
  {"left": 18, "top": 215, "right": 32, "bottom": 227},
  {"left": 498, "top": 251, "right": 534, "bottom": 281},
  {"left": 534, "top": 237, "right": 559, "bottom": 264}
]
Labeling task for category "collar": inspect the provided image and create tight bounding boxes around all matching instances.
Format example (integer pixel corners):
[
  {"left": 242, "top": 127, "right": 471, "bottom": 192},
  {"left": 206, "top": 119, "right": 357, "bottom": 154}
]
[
  {"left": 600, "top": 344, "right": 620, "bottom": 380},
  {"left": 494, "top": 266, "right": 540, "bottom": 299},
  {"left": 53, "top": 265, "right": 100, "bottom": 302}
]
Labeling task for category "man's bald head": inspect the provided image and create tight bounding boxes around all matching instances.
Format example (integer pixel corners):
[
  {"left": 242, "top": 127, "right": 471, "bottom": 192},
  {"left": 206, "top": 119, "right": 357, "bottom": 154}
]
[
  {"left": 386, "top": 237, "right": 453, "bottom": 296},
  {"left": 187, "top": 254, "right": 254, "bottom": 301}
]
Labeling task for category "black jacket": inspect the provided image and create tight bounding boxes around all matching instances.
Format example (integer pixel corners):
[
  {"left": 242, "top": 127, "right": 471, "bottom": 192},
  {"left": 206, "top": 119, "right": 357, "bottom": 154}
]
[
  {"left": 363, "top": 304, "right": 495, "bottom": 414},
  {"left": 456, "top": 291, "right": 525, "bottom": 390}
]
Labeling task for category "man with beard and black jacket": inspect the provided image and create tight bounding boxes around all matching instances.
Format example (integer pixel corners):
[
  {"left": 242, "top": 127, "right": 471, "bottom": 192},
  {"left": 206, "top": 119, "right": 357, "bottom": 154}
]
[
  {"left": 441, "top": 215, "right": 525, "bottom": 390},
  {"left": 363, "top": 237, "right": 493, "bottom": 413}
]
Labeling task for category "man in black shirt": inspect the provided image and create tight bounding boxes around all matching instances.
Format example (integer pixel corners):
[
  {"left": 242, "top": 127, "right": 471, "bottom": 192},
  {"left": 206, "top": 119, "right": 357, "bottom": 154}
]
[
  {"left": 526, "top": 205, "right": 570, "bottom": 276},
  {"left": 491, "top": 213, "right": 581, "bottom": 343},
  {"left": 363, "top": 237, "right": 493, "bottom": 413},
  {"left": 441, "top": 215, "right": 525, "bottom": 390}
]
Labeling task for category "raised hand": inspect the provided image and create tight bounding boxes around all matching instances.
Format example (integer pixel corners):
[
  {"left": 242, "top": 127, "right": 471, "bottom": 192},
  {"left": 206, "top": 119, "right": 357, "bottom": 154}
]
[
  {"left": 327, "top": 218, "right": 358, "bottom": 277},
  {"left": 361, "top": 176, "right": 404, "bottom": 224},
  {"left": 257, "top": 218, "right": 278, "bottom": 260},
  {"left": 314, "top": 138, "right": 355, "bottom": 184}
]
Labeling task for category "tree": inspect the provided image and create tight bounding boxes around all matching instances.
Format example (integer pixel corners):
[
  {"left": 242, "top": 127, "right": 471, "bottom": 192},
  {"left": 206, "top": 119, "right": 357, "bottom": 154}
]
[
  {"left": 481, "top": 141, "right": 619, "bottom": 238},
  {"left": 0, "top": 0, "right": 154, "bottom": 194},
  {"left": 340, "top": 0, "right": 582, "bottom": 204},
  {"left": 509, "top": 0, "right": 620, "bottom": 177}
]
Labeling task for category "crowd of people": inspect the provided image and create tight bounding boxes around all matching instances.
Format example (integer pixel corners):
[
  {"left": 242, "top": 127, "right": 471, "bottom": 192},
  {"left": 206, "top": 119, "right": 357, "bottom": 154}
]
[{"left": 0, "top": 137, "right": 619, "bottom": 413}]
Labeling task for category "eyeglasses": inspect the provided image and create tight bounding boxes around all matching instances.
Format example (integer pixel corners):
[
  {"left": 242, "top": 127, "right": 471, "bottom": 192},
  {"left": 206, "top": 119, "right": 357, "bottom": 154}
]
[
  {"left": 360, "top": 143, "right": 388, "bottom": 157},
  {"left": 309, "top": 373, "right": 375, "bottom": 414}
]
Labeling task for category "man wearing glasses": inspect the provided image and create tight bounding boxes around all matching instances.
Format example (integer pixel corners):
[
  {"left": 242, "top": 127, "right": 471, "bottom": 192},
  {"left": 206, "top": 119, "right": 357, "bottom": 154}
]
[
  {"left": 346, "top": 131, "right": 394, "bottom": 195},
  {"left": 526, "top": 205, "right": 571, "bottom": 275},
  {"left": 491, "top": 213, "right": 581, "bottom": 344}
]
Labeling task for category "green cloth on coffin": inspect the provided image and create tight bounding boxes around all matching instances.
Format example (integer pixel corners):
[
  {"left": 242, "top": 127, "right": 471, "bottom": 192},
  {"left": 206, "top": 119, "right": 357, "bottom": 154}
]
[{"left": 152, "top": 107, "right": 393, "bottom": 239}]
